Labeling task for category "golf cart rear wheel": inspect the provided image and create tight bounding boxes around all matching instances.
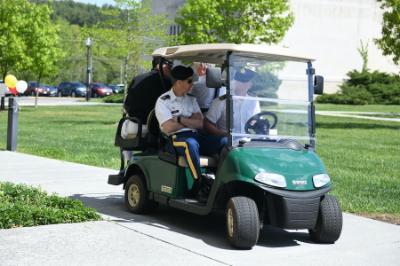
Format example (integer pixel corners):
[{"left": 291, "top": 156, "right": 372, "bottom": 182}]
[
  {"left": 124, "top": 174, "right": 157, "bottom": 214},
  {"left": 309, "top": 195, "right": 342, "bottom": 243},
  {"left": 226, "top": 196, "right": 260, "bottom": 249}
]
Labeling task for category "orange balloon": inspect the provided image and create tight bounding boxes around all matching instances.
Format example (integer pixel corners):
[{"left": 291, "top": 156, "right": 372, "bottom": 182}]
[
  {"left": 8, "top": 87, "right": 17, "bottom": 96},
  {"left": 5, "top": 74, "right": 17, "bottom": 88}
]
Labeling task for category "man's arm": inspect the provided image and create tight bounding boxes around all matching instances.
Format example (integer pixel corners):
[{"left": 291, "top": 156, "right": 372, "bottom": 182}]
[
  {"left": 204, "top": 118, "right": 226, "bottom": 136},
  {"left": 161, "top": 112, "right": 203, "bottom": 134},
  {"left": 160, "top": 117, "right": 185, "bottom": 134},
  {"left": 180, "top": 112, "right": 203, "bottom": 129}
]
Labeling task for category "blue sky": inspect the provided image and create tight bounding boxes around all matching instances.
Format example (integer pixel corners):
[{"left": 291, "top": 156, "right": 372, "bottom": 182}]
[{"left": 73, "top": 0, "right": 115, "bottom": 6}]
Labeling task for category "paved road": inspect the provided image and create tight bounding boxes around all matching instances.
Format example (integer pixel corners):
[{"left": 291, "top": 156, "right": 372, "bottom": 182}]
[
  {"left": 2, "top": 96, "right": 117, "bottom": 107},
  {"left": 0, "top": 151, "right": 399, "bottom": 266}
]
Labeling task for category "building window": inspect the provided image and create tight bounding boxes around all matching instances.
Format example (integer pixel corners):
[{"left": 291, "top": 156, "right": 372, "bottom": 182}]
[{"left": 169, "top": 24, "right": 181, "bottom": 35}]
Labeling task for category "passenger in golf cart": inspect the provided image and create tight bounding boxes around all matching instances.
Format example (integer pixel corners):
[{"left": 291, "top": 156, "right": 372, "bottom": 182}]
[
  {"left": 155, "top": 65, "right": 226, "bottom": 202},
  {"left": 115, "top": 57, "right": 172, "bottom": 173},
  {"left": 204, "top": 67, "right": 260, "bottom": 136}
]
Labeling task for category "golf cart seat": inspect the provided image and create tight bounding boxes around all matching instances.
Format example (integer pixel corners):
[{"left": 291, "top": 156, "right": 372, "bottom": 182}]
[{"left": 114, "top": 116, "right": 147, "bottom": 151}]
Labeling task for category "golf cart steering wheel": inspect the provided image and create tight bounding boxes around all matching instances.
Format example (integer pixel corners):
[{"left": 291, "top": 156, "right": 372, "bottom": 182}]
[{"left": 244, "top": 111, "right": 278, "bottom": 135}]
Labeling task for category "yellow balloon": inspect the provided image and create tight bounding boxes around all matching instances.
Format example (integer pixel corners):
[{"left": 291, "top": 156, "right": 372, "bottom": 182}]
[{"left": 5, "top": 74, "right": 17, "bottom": 88}]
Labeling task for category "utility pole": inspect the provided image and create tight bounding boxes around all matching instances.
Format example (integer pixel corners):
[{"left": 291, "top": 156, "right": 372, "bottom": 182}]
[{"left": 85, "top": 37, "right": 93, "bottom": 101}]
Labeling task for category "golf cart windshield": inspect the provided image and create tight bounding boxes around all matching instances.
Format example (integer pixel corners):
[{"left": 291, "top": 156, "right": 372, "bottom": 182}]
[{"left": 228, "top": 53, "right": 312, "bottom": 146}]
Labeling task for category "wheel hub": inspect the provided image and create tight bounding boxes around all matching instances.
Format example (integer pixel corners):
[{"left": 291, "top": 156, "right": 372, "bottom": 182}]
[
  {"left": 128, "top": 184, "right": 140, "bottom": 207},
  {"left": 227, "top": 208, "right": 234, "bottom": 237}
]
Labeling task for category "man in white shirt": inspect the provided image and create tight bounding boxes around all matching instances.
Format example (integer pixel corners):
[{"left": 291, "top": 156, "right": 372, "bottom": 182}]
[
  {"left": 155, "top": 65, "right": 225, "bottom": 202},
  {"left": 190, "top": 63, "right": 216, "bottom": 112},
  {"left": 204, "top": 68, "right": 260, "bottom": 136}
]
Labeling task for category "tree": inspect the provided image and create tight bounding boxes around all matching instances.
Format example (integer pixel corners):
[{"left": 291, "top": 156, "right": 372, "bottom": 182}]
[
  {"left": 375, "top": 0, "right": 400, "bottom": 65},
  {"left": 23, "top": 4, "right": 63, "bottom": 83},
  {"left": 357, "top": 40, "right": 369, "bottom": 72},
  {"left": 0, "top": 0, "right": 32, "bottom": 79},
  {"left": 175, "top": 0, "right": 294, "bottom": 44},
  {"left": 0, "top": 0, "right": 62, "bottom": 82},
  {"left": 86, "top": 0, "right": 171, "bottom": 85}
]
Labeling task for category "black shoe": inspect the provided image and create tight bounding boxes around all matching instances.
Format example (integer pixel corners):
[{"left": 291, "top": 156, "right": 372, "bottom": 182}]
[
  {"left": 196, "top": 187, "right": 209, "bottom": 203},
  {"left": 201, "top": 173, "right": 215, "bottom": 188}
]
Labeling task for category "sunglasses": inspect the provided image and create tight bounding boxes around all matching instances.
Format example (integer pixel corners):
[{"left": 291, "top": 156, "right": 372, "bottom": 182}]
[{"left": 186, "top": 79, "right": 193, "bottom": 84}]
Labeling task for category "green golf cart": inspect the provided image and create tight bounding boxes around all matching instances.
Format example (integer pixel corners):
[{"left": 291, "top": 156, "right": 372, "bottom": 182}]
[{"left": 108, "top": 43, "right": 342, "bottom": 249}]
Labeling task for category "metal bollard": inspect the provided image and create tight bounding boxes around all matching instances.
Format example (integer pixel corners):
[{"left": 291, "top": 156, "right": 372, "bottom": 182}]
[
  {"left": 7, "top": 97, "right": 18, "bottom": 151},
  {"left": 0, "top": 96, "right": 4, "bottom": 110}
]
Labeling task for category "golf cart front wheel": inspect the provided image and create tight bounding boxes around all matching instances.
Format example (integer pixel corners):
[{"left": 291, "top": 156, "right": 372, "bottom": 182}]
[
  {"left": 226, "top": 196, "right": 260, "bottom": 249},
  {"left": 309, "top": 195, "right": 343, "bottom": 243},
  {"left": 124, "top": 174, "right": 157, "bottom": 214}
]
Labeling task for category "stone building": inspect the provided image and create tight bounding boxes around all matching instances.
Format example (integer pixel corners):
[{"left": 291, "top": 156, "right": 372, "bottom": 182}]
[{"left": 151, "top": 0, "right": 398, "bottom": 92}]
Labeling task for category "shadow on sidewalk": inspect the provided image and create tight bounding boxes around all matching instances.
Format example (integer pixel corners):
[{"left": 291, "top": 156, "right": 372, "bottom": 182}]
[{"left": 72, "top": 193, "right": 312, "bottom": 249}]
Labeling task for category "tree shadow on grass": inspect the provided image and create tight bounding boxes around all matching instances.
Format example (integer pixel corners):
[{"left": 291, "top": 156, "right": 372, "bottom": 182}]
[
  {"left": 72, "top": 193, "right": 312, "bottom": 250},
  {"left": 316, "top": 121, "right": 400, "bottom": 130}
]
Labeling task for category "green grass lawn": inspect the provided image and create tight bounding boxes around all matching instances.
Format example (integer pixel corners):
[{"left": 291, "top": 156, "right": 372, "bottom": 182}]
[
  {"left": 315, "top": 113, "right": 400, "bottom": 223},
  {"left": 0, "top": 104, "right": 399, "bottom": 222},
  {"left": 0, "top": 105, "right": 122, "bottom": 168}
]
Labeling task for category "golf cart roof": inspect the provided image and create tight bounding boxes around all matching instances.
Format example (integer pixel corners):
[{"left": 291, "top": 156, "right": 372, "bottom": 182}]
[{"left": 152, "top": 43, "right": 315, "bottom": 64}]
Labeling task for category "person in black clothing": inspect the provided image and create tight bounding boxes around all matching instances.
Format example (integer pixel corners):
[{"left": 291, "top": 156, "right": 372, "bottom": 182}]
[{"left": 124, "top": 57, "right": 173, "bottom": 122}]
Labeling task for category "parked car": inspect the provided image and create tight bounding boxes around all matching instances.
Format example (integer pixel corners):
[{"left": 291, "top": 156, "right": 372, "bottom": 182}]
[
  {"left": 90, "top": 83, "right": 113, "bottom": 97},
  {"left": 108, "top": 84, "right": 124, "bottom": 94},
  {"left": 47, "top": 85, "right": 58, "bottom": 97},
  {"left": 25, "top": 82, "right": 57, "bottom": 96},
  {"left": 57, "top": 82, "right": 87, "bottom": 97}
]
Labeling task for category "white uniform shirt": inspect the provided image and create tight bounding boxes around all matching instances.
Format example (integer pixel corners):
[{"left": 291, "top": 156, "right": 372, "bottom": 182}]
[
  {"left": 155, "top": 89, "right": 201, "bottom": 134},
  {"left": 206, "top": 95, "right": 260, "bottom": 133},
  {"left": 189, "top": 76, "right": 215, "bottom": 109}
]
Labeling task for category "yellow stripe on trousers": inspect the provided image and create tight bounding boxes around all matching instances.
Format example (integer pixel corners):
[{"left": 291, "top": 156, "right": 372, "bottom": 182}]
[{"left": 172, "top": 139, "right": 199, "bottom": 180}]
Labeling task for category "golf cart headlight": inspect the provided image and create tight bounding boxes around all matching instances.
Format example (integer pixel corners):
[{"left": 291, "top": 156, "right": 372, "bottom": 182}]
[
  {"left": 255, "top": 172, "right": 286, "bottom": 188},
  {"left": 313, "top": 174, "right": 331, "bottom": 188}
]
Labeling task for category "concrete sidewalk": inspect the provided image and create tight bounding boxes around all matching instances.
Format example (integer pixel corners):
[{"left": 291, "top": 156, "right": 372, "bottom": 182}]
[
  {"left": 1, "top": 151, "right": 399, "bottom": 266},
  {"left": 316, "top": 111, "right": 400, "bottom": 122}
]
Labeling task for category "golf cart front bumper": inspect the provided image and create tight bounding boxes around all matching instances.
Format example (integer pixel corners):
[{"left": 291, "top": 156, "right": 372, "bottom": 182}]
[{"left": 260, "top": 185, "right": 331, "bottom": 229}]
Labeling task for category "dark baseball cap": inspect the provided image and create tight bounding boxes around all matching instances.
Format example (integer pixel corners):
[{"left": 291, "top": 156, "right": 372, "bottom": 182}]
[
  {"left": 152, "top": 57, "right": 173, "bottom": 68},
  {"left": 171, "top": 65, "right": 194, "bottom": 80}
]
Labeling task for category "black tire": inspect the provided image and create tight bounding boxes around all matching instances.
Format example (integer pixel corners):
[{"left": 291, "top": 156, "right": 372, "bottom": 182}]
[
  {"left": 226, "top": 196, "right": 260, "bottom": 249},
  {"left": 124, "top": 175, "right": 157, "bottom": 214},
  {"left": 309, "top": 195, "right": 343, "bottom": 243}
]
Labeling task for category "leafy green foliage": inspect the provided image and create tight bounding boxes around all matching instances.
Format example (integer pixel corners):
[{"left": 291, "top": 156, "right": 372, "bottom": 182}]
[
  {"left": 79, "top": 0, "right": 170, "bottom": 85},
  {"left": 250, "top": 71, "right": 281, "bottom": 98},
  {"left": 4, "top": 0, "right": 170, "bottom": 85},
  {"left": 175, "top": 0, "right": 294, "bottom": 44},
  {"left": 0, "top": 182, "right": 101, "bottom": 229},
  {"left": 0, "top": 0, "right": 62, "bottom": 81},
  {"left": 24, "top": 4, "right": 63, "bottom": 82},
  {"left": 316, "top": 70, "right": 400, "bottom": 105},
  {"left": 103, "top": 93, "right": 124, "bottom": 103},
  {"left": 0, "top": 0, "right": 34, "bottom": 78},
  {"left": 30, "top": 0, "right": 115, "bottom": 27},
  {"left": 375, "top": 0, "right": 400, "bottom": 65}
]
